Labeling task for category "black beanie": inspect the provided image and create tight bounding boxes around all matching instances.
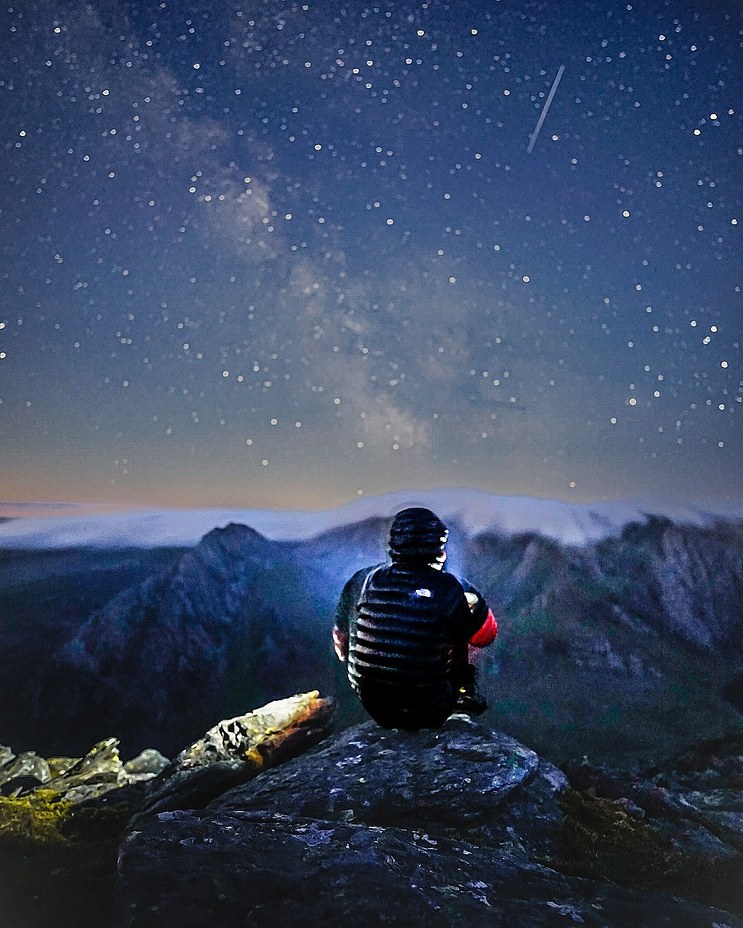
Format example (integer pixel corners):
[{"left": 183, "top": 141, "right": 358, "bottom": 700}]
[{"left": 388, "top": 507, "right": 448, "bottom": 563}]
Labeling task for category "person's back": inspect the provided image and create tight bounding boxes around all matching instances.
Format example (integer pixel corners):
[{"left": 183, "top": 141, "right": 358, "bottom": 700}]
[
  {"left": 348, "top": 561, "right": 474, "bottom": 728},
  {"left": 333, "top": 507, "right": 498, "bottom": 730}
]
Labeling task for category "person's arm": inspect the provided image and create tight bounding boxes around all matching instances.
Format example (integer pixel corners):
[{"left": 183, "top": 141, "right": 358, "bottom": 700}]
[
  {"left": 460, "top": 581, "right": 498, "bottom": 648},
  {"left": 332, "top": 626, "right": 348, "bottom": 662},
  {"left": 332, "top": 567, "right": 371, "bottom": 662}
]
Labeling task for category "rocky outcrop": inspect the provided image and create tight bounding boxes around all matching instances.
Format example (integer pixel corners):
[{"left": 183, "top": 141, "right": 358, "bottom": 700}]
[
  {"left": 0, "top": 738, "right": 168, "bottom": 805},
  {"left": 133, "top": 691, "right": 334, "bottom": 820},
  {"left": 114, "top": 715, "right": 742, "bottom": 928},
  {"left": 565, "top": 733, "right": 743, "bottom": 860},
  {"left": 0, "top": 693, "right": 336, "bottom": 928},
  {"left": 210, "top": 714, "right": 567, "bottom": 857},
  {"left": 0, "top": 692, "right": 333, "bottom": 819},
  {"left": 2, "top": 693, "right": 739, "bottom": 927}
]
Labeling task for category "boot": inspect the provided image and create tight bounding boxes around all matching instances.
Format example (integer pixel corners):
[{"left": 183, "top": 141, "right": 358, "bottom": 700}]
[{"left": 454, "top": 664, "right": 487, "bottom": 715}]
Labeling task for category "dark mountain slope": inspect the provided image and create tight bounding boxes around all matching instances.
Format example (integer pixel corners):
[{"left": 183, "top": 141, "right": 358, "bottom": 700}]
[
  {"left": 55, "top": 524, "right": 334, "bottom": 756},
  {"left": 462, "top": 518, "right": 743, "bottom": 762},
  {"left": 0, "top": 546, "right": 187, "bottom": 754},
  {"left": 2, "top": 515, "right": 741, "bottom": 763}
]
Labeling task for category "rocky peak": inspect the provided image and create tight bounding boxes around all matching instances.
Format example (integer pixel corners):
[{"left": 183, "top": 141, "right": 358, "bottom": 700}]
[
  {"left": 179, "top": 521, "right": 272, "bottom": 578},
  {"left": 36, "top": 513, "right": 741, "bottom": 763},
  {"left": 212, "top": 715, "right": 566, "bottom": 848},
  {"left": 3, "top": 691, "right": 739, "bottom": 927}
]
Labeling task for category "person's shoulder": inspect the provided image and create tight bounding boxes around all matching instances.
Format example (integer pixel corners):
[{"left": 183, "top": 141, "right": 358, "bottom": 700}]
[
  {"left": 347, "top": 563, "right": 383, "bottom": 586},
  {"left": 337, "top": 564, "right": 382, "bottom": 621},
  {"left": 458, "top": 576, "right": 483, "bottom": 597}
]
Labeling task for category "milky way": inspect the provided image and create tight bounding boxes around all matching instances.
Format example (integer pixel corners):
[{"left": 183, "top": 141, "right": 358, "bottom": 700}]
[{"left": 1, "top": 0, "right": 740, "bottom": 509}]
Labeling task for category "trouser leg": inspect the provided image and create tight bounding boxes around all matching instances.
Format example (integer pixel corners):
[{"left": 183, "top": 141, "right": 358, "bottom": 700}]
[
  {"left": 452, "top": 644, "right": 488, "bottom": 715},
  {"left": 451, "top": 640, "right": 471, "bottom": 687},
  {"left": 356, "top": 684, "right": 454, "bottom": 731}
]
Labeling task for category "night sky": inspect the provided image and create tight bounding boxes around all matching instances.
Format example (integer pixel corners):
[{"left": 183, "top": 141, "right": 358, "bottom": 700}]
[{"left": 1, "top": 0, "right": 740, "bottom": 510}]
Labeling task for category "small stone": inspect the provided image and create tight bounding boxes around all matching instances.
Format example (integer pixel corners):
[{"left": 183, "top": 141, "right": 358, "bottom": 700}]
[
  {"left": 0, "top": 752, "right": 51, "bottom": 787},
  {"left": 123, "top": 749, "right": 170, "bottom": 783},
  {"left": 46, "top": 757, "right": 82, "bottom": 778},
  {"left": 44, "top": 739, "right": 125, "bottom": 801},
  {"left": 613, "top": 797, "right": 645, "bottom": 818}
]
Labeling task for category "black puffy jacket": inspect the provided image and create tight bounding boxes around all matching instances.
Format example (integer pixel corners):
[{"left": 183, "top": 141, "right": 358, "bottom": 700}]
[{"left": 337, "top": 562, "right": 484, "bottom": 715}]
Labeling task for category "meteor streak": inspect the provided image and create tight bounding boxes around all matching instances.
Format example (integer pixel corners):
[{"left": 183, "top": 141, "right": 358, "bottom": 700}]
[{"left": 527, "top": 64, "right": 565, "bottom": 153}]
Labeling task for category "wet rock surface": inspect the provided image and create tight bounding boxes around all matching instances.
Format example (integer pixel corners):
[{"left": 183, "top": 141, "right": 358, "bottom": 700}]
[{"left": 115, "top": 716, "right": 743, "bottom": 928}]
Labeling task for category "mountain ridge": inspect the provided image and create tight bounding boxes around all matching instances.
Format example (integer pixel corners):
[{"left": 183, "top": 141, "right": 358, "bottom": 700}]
[{"left": 20, "top": 510, "right": 735, "bottom": 764}]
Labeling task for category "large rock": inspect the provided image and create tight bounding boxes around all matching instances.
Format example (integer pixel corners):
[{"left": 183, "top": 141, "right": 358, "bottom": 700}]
[
  {"left": 0, "top": 693, "right": 337, "bottom": 928},
  {"left": 212, "top": 713, "right": 567, "bottom": 859},
  {"left": 114, "top": 716, "right": 742, "bottom": 928},
  {"left": 115, "top": 809, "right": 737, "bottom": 928}
]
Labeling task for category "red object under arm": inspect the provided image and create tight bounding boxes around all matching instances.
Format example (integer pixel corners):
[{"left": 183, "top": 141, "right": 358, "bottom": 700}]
[
  {"left": 332, "top": 626, "right": 349, "bottom": 661},
  {"left": 469, "top": 609, "right": 498, "bottom": 647}
]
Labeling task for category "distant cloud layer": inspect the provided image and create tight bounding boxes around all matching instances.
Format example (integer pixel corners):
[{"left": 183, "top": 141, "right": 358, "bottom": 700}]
[{"left": 1, "top": 490, "right": 740, "bottom": 550}]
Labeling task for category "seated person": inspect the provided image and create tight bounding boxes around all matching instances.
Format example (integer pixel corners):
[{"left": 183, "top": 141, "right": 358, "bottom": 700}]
[{"left": 333, "top": 507, "right": 498, "bottom": 730}]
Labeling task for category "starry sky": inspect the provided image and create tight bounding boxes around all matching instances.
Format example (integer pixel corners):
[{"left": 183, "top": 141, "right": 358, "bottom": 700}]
[{"left": 1, "top": 0, "right": 740, "bottom": 511}]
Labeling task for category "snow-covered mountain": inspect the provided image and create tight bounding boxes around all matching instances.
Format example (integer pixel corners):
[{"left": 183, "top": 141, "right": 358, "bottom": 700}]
[{"left": 1, "top": 489, "right": 742, "bottom": 549}]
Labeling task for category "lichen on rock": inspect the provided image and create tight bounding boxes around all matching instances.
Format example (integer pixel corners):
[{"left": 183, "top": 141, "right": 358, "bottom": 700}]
[{"left": 0, "top": 789, "right": 73, "bottom": 843}]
